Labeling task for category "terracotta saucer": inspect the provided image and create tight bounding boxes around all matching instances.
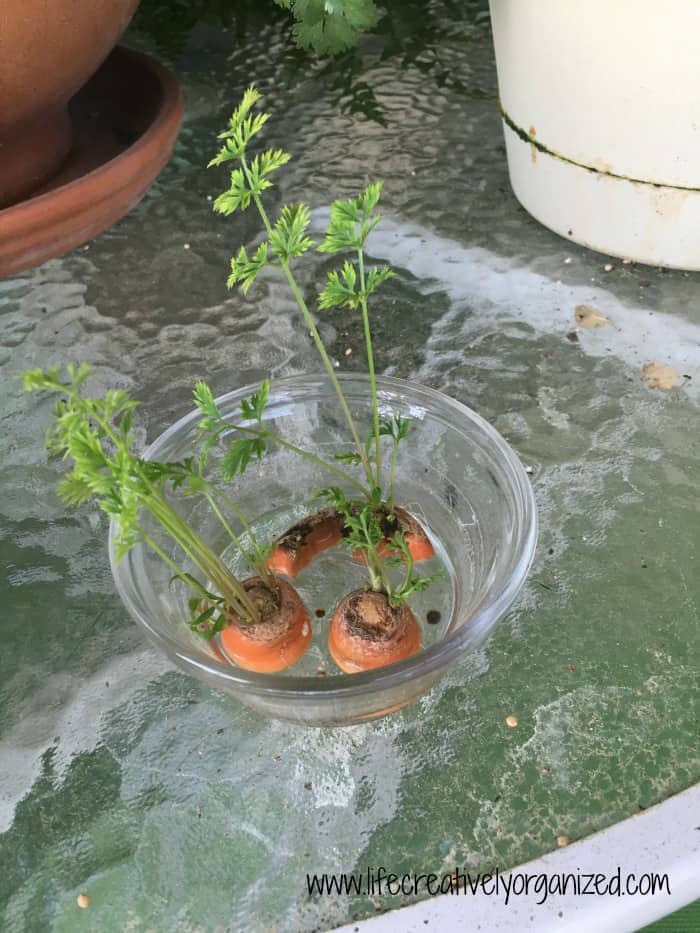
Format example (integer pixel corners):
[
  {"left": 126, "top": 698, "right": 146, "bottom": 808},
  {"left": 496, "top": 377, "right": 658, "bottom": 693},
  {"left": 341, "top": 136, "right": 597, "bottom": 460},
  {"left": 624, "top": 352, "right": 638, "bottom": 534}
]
[{"left": 0, "top": 46, "right": 183, "bottom": 278}]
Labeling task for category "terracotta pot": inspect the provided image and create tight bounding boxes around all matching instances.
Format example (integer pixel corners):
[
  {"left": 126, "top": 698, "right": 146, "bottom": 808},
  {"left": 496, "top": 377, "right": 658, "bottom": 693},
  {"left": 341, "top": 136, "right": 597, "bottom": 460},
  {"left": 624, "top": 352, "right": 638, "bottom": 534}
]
[{"left": 0, "top": 0, "right": 140, "bottom": 208}]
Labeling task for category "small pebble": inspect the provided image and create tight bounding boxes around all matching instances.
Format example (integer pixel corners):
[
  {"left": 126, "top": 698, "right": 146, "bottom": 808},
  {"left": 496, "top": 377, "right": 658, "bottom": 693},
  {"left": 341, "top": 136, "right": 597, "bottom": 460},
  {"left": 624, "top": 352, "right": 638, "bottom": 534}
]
[
  {"left": 77, "top": 894, "right": 90, "bottom": 909},
  {"left": 206, "top": 195, "right": 213, "bottom": 201},
  {"left": 564, "top": 257, "right": 572, "bottom": 264},
  {"left": 344, "top": 347, "right": 352, "bottom": 356},
  {"left": 557, "top": 835, "right": 570, "bottom": 848},
  {"left": 315, "top": 608, "right": 326, "bottom": 618},
  {"left": 604, "top": 263, "right": 613, "bottom": 272},
  {"left": 183, "top": 243, "right": 191, "bottom": 250},
  {"left": 506, "top": 714, "right": 519, "bottom": 728},
  {"left": 317, "top": 667, "right": 327, "bottom": 677},
  {"left": 525, "top": 465, "right": 534, "bottom": 475},
  {"left": 426, "top": 609, "right": 441, "bottom": 625},
  {"left": 333, "top": 360, "right": 340, "bottom": 368},
  {"left": 622, "top": 258, "right": 632, "bottom": 265}
]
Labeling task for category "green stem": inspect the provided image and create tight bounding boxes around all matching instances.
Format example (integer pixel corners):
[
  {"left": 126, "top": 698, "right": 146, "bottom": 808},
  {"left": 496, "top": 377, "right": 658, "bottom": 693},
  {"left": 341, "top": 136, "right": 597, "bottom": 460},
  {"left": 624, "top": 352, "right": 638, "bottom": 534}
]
[
  {"left": 239, "top": 153, "right": 375, "bottom": 487},
  {"left": 397, "top": 541, "right": 414, "bottom": 600},
  {"left": 365, "top": 552, "right": 384, "bottom": 592},
  {"left": 359, "top": 512, "right": 389, "bottom": 594},
  {"left": 282, "top": 266, "right": 375, "bottom": 487},
  {"left": 60, "top": 382, "right": 262, "bottom": 622},
  {"left": 357, "top": 248, "right": 381, "bottom": 489},
  {"left": 217, "top": 422, "right": 370, "bottom": 497},
  {"left": 203, "top": 490, "right": 265, "bottom": 578},
  {"left": 389, "top": 437, "right": 399, "bottom": 510},
  {"left": 140, "top": 531, "right": 222, "bottom": 607},
  {"left": 274, "top": 432, "right": 371, "bottom": 497},
  {"left": 66, "top": 387, "right": 127, "bottom": 461},
  {"left": 146, "top": 493, "right": 259, "bottom": 623},
  {"left": 207, "top": 482, "right": 267, "bottom": 557}
]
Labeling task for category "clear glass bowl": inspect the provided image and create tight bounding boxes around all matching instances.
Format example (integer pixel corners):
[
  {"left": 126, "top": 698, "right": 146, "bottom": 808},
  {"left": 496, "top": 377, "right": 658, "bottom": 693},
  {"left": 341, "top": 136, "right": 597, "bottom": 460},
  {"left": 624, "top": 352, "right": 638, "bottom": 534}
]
[{"left": 109, "top": 374, "right": 537, "bottom": 726}]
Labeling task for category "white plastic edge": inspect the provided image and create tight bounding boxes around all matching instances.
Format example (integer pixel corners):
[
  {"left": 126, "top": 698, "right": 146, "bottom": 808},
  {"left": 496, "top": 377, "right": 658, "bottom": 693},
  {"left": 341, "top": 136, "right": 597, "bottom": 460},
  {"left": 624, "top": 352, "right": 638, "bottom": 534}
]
[
  {"left": 333, "top": 783, "right": 700, "bottom": 933},
  {"left": 502, "top": 124, "right": 700, "bottom": 270}
]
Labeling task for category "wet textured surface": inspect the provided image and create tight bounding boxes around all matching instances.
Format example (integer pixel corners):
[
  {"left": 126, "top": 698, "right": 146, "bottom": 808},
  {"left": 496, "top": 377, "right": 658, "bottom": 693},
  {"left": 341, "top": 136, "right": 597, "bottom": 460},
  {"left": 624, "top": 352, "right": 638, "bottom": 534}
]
[{"left": 1, "top": 4, "right": 699, "bottom": 930}]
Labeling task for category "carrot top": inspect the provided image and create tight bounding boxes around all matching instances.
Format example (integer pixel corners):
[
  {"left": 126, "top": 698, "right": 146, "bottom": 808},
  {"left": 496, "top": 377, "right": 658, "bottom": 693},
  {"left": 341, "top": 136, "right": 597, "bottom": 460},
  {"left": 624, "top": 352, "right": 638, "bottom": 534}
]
[
  {"left": 204, "top": 85, "right": 441, "bottom": 607},
  {"left": 23, "top": 363, "right": 275, "bottom": 635}
]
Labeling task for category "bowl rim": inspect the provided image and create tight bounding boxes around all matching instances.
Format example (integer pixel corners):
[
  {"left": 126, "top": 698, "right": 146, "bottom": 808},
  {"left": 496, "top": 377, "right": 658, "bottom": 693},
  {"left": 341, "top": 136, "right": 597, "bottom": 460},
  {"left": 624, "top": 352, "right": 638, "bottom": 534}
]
[{"left": 109, "top": 373, "right": 538, "bottom": 699}]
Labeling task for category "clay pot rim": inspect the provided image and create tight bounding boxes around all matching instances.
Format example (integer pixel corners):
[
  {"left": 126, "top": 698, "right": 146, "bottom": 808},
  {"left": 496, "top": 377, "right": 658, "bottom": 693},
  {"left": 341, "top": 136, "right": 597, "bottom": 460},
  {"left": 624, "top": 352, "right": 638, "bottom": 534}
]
[{"left": 0, "top": 46, "right": 182, "bottom": 226}]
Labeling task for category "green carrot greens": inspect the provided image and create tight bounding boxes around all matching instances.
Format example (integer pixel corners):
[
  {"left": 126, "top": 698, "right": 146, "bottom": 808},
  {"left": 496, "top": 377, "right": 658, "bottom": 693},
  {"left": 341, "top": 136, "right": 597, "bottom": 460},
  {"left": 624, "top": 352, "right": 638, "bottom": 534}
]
[
  {"left": 23, "top": 364, "right": 273, "bottom": 636},
  {"left": 207, "top": 84, "right": 438, "bottom": 607}
]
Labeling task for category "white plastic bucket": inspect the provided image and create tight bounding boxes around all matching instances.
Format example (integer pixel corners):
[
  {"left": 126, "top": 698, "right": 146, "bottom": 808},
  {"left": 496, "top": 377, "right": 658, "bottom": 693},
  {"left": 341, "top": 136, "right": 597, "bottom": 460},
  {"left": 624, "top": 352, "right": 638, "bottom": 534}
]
[{"left": 489, "top": 0, "right": 700, "bottom": 269}]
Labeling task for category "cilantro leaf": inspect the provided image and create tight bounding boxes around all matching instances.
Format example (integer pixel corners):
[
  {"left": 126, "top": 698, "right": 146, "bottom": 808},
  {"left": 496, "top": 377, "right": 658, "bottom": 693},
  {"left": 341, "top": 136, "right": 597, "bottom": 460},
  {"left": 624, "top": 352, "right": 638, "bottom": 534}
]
[{"left": 274, "top": 0, "right": 381, "bottom": 56}]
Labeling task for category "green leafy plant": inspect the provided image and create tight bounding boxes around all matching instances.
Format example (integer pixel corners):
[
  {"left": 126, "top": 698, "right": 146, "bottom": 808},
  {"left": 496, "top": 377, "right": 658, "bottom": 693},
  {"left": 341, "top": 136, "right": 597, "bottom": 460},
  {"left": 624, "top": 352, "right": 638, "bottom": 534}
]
[
  {"left": 20, "top": 86, "right": 447, "bottom": 679},
  {"left": 22, "top": 364, "right": 275, "bottom": 636},
  {"left": 132, "top": 0, "right": 490, "bottom": 124},
  {"left": 208, "top": 86, "right": 399, "bottom": 491},
  {"left": 316, "top": 486, "right": 442, "bottom": 607},
  {"left": 193, "top": 379, "right": 368, "bottom": 496},
  {"left": 273, "top": 0, "right": 380, "bottom": 55},
  {"left": 208, "top": 88, "right": 374, "bottom": 486},
  {"left": 207, "top": 86, "right": 439, "bottom": 607}
]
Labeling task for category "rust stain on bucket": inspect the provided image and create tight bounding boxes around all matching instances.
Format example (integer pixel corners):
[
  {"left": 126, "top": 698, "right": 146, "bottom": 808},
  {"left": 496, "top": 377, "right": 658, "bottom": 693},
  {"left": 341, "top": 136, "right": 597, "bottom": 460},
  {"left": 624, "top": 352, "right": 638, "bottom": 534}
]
[{"left": 529, "top": 125, "right": 537, "bottom": 163}]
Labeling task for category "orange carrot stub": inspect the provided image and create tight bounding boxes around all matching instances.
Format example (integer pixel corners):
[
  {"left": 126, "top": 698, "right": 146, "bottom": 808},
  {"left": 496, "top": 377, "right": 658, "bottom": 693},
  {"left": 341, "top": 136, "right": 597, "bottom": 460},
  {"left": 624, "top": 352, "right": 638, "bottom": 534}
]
[
  {"left": 328, "top": 588, "right": 422, "bottom": 674},
  {"left": 219, "top": 576, "right": 312, "bottom": 673},
  {"left": 267, "top": 508, "right": 345, "bottom": 578},
  {"left": 268, "top": 506, "right": 434, "bottom": 579},
  {"left": 352, "top": 506, "right": 435, "bottom": 564}
]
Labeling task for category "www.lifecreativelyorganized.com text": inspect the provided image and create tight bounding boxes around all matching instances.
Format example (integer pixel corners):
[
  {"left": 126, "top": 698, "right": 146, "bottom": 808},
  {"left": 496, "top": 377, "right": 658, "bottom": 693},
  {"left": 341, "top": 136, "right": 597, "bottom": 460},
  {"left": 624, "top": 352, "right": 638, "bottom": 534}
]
[{"left": 306, "top": 866, "right": 671, "bottom": 905}]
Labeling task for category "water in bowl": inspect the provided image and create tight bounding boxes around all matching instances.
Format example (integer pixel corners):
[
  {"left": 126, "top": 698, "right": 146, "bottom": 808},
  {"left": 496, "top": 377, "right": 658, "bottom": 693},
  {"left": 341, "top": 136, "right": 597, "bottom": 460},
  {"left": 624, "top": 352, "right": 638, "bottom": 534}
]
[{"left": 214, "top": 502, "right": 456, "bottom": 678}]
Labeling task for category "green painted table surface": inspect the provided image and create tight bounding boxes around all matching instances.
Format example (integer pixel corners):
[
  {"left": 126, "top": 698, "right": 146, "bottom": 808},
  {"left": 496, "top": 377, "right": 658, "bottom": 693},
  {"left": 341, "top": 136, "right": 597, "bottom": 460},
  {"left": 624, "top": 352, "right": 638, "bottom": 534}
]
[{"left": 1, "top": 4, "right": 698, "bottom": 930}]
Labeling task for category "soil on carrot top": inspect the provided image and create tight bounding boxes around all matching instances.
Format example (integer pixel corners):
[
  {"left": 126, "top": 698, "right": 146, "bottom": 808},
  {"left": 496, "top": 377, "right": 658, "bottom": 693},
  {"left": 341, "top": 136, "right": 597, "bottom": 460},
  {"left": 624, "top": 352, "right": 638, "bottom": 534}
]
[
  {"left": 217, "top": 501, "right": 455, "bottom": 677},
  {"left": 350, "top": 505, "right": 435, "bottom": 564},
  {"left": 267, "top": 507, "right": 344, "bottom": 578},
  {"left": 217, "top": 576, "right": 312, "bottom": 673},
  {"left": 328, "top": 589, "right": 422, "bottom": 673},
  {"left": 268, "top": 505, "right": 434, "bottom": 577}
]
